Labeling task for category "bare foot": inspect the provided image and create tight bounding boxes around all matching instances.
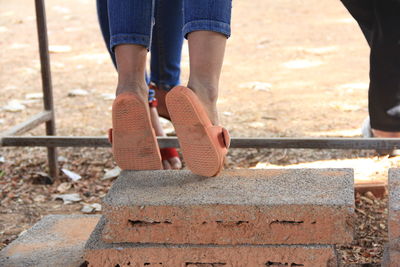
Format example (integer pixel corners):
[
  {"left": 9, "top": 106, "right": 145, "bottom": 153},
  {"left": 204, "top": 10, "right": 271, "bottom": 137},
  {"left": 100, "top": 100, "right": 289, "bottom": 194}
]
[{"left": 162, "top": 157, "right": 182, "bottom": 170}]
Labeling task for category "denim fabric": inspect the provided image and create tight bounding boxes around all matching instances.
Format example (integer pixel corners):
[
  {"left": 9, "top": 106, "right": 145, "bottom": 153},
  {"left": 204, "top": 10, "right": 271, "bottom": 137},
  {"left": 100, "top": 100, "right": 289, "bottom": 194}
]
[
  {"left": 150, "top": 0, "right": 184, "bottom": 90},
  {"left": 96, "top": 0, "right": 116, "bottom": 66},
  {"left": 108, "top": 0, "right": 155, "bottom": 50},
  {"left": 107, "top": 0, "right": 232, "bottom": 51},
  {"left": 182, "top": 0, "right": 232, "bottom": 39},
  {"left": 96, "top": 0, "right": 184, "bottom": 90}
]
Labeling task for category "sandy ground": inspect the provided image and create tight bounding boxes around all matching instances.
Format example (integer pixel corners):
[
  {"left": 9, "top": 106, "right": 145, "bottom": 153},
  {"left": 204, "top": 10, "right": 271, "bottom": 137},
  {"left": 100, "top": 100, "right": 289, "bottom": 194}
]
[
  {"left": 0, "top": 0, "right": 372, "bottom": 137},
  {"left": 0, "top": 0, "right": 398, "bottom": 264}
]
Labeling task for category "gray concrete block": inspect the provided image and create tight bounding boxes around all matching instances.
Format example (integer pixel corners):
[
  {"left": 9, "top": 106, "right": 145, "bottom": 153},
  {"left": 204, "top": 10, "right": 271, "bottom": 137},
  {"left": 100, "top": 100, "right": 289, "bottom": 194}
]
[
  {"left": 0, "top": 214, "right": 100, "bottom": 267},
  {"left": 389, "top": 169, "right": 400, "bottom": 211},
  {"left": 385, "top": 169, "right": 400, "bottom": 266},
  {"left": 389, "top": 169, "right": 400, "bottom": 241},
  {"left": 104, "top": 169, "right": 354, "bottom": 207},
  {"left": 102, "top": 169, "right": 355, "bottom": 244}
]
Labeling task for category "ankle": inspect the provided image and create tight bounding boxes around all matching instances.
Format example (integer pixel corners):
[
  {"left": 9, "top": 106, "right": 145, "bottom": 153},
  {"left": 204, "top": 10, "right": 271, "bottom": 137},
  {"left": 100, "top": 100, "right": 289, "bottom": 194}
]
[
  {"left": 186, "top": 80, "right": 219, "bottom": 125},
  {"left": 116, "top": 81, "right": 148, "bottom": 100},
  {"left": 187, "top": 78, "right": 219, "bottom": 105}
]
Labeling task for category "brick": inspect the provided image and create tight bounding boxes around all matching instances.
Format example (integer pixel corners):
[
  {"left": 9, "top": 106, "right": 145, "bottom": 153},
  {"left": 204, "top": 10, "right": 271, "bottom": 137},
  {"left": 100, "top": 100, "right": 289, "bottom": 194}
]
[
  {"left": 85, "top": 216, "right": 340, "bottom": 267},
  {"left": 0, "top": 214, "right": 100, "bottom": 267},
  {"left": 388, "top": 169, "right": 400, "bottom": 241},
  {"left": 102, "top": 169, "right": 354, "bottom": 245}
]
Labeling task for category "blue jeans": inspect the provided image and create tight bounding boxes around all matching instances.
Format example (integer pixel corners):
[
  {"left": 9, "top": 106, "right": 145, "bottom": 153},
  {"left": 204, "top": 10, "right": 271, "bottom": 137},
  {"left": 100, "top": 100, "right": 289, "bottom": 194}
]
[
  {"left": 108, "top": 0, "right": 232, "bottom": 51},
  {"left": 96, "top": 0, "right": 185, "bottom": 90}
]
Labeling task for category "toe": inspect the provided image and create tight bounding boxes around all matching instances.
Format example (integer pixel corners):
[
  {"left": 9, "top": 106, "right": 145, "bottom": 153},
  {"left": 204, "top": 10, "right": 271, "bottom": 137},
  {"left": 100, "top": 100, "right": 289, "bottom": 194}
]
[
  {"left": 168, "top": 157, "right": 182, "bottom": 170},
  {"left": 162, "top": 160, "right": 172, "bottom": 170}
]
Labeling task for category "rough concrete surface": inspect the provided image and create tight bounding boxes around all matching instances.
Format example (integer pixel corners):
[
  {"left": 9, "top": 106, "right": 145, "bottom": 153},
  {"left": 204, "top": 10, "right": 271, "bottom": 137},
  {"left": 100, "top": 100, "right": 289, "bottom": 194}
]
[
  {"left": 0, "top": 214, "right": 100, "bottom": 267},
  {"left": 104, "top": 169, "right": 354, "bottom": 206},
  {"left": 389, "top": 169, "right": 400, "bottom": 240},
  {"left": 384, "top": 169, "right": 400, "bottom": 267},
  {"left": 102, "top": 169, "right": 354, "bottom": 244},
  {"left": 382, "top": 244, "right": 400, "bottom": 267},
  {"left": 85, "top": 216, "right": 340, "bottom": 267}
]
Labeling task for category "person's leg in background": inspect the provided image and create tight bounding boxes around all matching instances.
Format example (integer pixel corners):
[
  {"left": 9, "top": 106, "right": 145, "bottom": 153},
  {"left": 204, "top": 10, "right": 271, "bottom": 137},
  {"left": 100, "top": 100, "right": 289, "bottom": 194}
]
[
  {"left": 341, "top": 0, "right": 400, "bottom": 138},
  {"left": 341, "top": 0, "right": 374, "bottom": 46},
  {"left": 96, "top": 0, "right": 182, "bottom": 169},
  {"left": 368, "top": 0, "right": 400, "bottom": 137}
]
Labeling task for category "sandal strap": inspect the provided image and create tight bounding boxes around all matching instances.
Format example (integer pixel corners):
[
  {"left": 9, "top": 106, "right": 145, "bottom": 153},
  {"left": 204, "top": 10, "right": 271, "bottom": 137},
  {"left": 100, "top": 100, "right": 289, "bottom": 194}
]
[
  {"left": 222, "top": 127, "right": 231, "bottom": 148},
  {"left": 160, "top": 147, "right": 179, "bottom": 161},
  {"left": 108, "top": 128, "right": 113, "bottom": 144},
  {"left": 208, "top": 126, "right": 230, "bottom": 152}
]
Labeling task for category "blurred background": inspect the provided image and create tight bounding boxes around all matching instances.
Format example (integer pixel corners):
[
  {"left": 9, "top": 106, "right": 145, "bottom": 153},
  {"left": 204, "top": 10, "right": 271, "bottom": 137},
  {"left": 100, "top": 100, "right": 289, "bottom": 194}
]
[{"left": 0, "top": 0, "right": 392, "bottom": 264}]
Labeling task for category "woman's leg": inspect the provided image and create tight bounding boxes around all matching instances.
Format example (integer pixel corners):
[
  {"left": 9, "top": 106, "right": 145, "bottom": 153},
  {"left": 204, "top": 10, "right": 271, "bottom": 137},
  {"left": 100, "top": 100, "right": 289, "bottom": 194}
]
[
  {"left": 187, "top": 32, "right": 227, "bottom": 125},
  {"left": 150, "top": 0, "right": 184, "bottom": 120},
  {"left": 149, "top": 105, "right": 182, "bottom": 169},
  {"left": 163, "top": 0, "right": 232, "bottom": 176},
  {"left": 99, "top": 0, "right": 181, "bottom": 169},
  {"left": 148, "top": 0, "right": 184, "bottom": 169},
  {"left": 150, "top": 0, "right": 183, "bottom": 91},
  {"left": 114, "top": 45, "right": 148, "bottom": 98},
  {"left": 107, "top": 0, "right": 163, "bottom": 170},
  {"left": 108, "top": 0, "right": 154, "bottom": 97},
  {"left": 96, "top": 0, "right": 116, "bottom": 67},
  {"left": 183, "top": 0, "right": 232, "bottom": 125}
]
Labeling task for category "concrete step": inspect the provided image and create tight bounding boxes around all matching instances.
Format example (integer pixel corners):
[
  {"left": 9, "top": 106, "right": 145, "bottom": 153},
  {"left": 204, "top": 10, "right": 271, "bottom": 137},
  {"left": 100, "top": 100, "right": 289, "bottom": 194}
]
[
  {"left": 0, "top": 214, "right": 100, "bottom": 267},
  {"left": 85, "top": 216, "right": 340, "bottom": 267},
  {"left": 102, "top": 169, "right": 354, "bottom": 245}
]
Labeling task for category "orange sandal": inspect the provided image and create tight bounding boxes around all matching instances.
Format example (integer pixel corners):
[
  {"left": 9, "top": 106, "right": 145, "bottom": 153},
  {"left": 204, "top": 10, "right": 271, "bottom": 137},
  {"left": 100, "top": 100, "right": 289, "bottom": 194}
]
[
  {"left": 110, "top": 92, "right": 162, "bottom": 170},
  {"left": 166, "top": 86, "right": 230, "bottom": 177},
  {"left": 109, "top": 131, "right": 180, "bottom": 169}
]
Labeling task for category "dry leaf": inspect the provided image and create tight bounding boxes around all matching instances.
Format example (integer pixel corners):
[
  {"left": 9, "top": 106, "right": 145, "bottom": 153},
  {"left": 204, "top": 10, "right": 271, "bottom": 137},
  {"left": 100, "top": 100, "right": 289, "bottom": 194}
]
[{"left": 57, "top": 182, "right": 71, "bottom": 193}]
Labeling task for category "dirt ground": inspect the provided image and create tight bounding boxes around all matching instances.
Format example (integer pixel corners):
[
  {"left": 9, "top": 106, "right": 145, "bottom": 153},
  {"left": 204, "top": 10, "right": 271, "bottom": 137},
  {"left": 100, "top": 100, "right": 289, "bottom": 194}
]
[{"left": 0, "top": 0, "right": 398, "bottom": 265}]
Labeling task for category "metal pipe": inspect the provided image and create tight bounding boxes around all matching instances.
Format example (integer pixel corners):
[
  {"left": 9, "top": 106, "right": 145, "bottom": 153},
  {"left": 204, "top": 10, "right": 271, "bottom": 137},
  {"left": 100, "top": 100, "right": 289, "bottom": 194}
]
[
  {"left": 2, "top": 136, "right": 400, "bottom": 150},
  {"left": 35, "top": 0, "right": 58, "bottom": 180}
]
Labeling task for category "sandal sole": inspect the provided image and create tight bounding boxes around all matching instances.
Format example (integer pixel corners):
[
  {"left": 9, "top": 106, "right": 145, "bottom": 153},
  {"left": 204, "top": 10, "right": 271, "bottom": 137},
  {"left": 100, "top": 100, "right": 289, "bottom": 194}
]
[
  {"left": 166, "top": 86, "right": 223, "bottom": 177},
  {"left": 112, "top": 93, "right": 162, "bottom": 170}
]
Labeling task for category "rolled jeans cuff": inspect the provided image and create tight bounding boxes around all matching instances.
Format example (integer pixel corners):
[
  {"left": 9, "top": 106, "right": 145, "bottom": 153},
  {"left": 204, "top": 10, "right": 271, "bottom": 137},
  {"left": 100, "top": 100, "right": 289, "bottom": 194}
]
[
  {"left": 183, "top": 20, "right": 231, "bottom": 39},
  {"left": 110, "top": 33, "right": 151, "bottom": 51}
]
